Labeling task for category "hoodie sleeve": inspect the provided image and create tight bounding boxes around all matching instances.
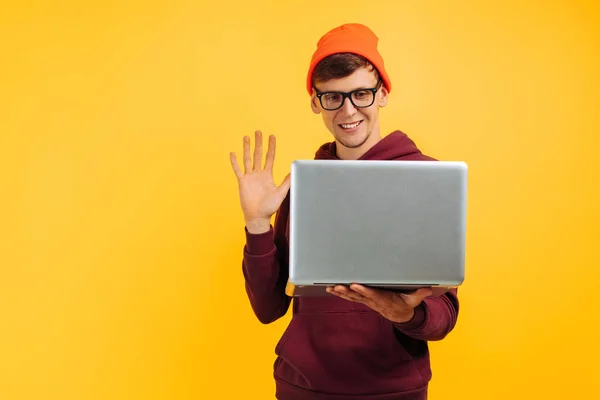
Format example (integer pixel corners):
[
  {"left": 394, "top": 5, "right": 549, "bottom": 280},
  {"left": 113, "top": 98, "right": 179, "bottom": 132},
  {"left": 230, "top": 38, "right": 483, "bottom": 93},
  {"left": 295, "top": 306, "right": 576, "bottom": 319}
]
[
  {"left": 241, "top": 198, "right": 292, "bottom": 324},
  {"left": 392, "top": 289, "right": 459, "bottom": 341}
]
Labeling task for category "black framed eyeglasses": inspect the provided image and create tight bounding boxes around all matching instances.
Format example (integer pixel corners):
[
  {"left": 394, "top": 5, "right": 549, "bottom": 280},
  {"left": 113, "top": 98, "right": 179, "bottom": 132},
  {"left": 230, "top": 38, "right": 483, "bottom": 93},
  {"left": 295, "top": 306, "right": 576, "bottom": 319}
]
[{"left": 314, "top": 80, "right": 382, "bottom": 111}]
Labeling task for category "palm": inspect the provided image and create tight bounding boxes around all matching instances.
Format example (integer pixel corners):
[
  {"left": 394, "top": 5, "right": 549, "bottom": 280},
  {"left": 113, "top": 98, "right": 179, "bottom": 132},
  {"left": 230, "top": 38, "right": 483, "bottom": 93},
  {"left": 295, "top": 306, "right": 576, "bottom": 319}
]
[{"left": 230, "top": 131, "right": 290, "bottom": 224}]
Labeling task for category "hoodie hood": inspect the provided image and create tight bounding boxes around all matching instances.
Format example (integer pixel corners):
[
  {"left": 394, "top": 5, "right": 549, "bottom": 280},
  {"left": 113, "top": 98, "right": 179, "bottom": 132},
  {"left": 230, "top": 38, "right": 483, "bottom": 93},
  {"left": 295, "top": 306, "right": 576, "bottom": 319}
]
[{"left": 314, "top": 130, "right": 436, "bottom": 161}]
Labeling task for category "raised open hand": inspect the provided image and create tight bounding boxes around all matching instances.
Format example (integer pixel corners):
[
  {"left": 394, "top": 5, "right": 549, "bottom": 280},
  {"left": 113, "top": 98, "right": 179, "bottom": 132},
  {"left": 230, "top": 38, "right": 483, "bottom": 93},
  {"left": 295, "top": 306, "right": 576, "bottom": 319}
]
[{"left": 230, "top": 130, "right": 291, "bottom": 234}]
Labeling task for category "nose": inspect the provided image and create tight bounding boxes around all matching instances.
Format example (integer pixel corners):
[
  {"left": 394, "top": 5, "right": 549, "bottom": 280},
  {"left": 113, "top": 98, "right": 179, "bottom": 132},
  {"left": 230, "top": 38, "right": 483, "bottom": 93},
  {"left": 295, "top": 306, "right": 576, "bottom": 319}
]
[{"left": 339, "top": 96, "right": 357, "bottom": 116}]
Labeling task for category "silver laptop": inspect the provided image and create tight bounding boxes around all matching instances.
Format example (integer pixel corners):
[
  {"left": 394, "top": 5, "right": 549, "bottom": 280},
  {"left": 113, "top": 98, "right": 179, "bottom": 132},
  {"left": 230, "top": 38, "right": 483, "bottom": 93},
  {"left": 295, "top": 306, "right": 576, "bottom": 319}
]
[{"left": 287, "top": 159, "right": 467, "bottom": 296}]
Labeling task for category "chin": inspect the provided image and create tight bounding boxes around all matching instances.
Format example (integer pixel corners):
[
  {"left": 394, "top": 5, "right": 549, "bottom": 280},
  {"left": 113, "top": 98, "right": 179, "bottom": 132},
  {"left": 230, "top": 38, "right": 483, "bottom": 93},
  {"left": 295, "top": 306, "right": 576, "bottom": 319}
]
[{"left": 335, "top": 129, "right": 370, "bottom": 149}]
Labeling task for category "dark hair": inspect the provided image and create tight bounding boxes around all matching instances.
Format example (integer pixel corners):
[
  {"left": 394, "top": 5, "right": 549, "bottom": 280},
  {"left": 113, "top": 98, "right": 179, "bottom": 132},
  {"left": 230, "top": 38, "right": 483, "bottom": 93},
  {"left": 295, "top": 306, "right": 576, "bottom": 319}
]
[{"left": 312, "top": 52, "right": 380, "bottom": 87}]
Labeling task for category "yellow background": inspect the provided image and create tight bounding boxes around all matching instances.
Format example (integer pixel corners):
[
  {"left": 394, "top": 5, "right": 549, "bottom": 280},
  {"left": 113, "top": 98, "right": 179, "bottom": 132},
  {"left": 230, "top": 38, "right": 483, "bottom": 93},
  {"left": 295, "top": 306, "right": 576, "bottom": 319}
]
[{"left": 1, "top": 1, "right": 599, "bottom": 399}]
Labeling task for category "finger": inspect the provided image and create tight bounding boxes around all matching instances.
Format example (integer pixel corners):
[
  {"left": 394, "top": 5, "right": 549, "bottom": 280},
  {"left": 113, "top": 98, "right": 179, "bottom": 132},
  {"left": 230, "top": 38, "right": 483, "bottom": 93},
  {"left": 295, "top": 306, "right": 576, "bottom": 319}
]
[
  {"left": 349, "top": 284, "right": 385, "bottom": 302},
  {"left": 253, "top": 130, "right": 263, "bottom": 171},
  {"left": 230, "top": 152, "right": 243, "bottom": 179},
  {"left": 333, "top": 286, "right": 381, "bottom": 311},
  {"left": 243, "top": 136, "right": 252, "bottom": 173},
  {"left": 334, "top": 285, "right": 368, "bottom": 303},
  {"left": 264, "top": 134, "right": 276, "bottom": 171},
  {"left": 329, "top": 289, "right": 365, "bottom": 303}
]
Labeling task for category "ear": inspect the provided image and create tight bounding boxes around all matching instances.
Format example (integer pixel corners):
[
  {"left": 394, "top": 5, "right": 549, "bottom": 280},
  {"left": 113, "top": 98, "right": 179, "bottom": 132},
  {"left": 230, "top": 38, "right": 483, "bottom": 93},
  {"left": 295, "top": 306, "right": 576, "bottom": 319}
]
[
  {"left": 378, "top": 86, "right": 389, "bottom": 107},
  {"left": 311, "top": 92, "right": 321, "bottom": 114}
]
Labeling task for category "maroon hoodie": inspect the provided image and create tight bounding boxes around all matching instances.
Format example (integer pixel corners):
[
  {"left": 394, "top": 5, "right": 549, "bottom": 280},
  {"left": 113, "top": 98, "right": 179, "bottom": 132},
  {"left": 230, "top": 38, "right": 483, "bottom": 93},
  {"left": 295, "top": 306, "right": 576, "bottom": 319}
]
[{"left": 242, "top": 131, "right": 460, "bottom": 400}]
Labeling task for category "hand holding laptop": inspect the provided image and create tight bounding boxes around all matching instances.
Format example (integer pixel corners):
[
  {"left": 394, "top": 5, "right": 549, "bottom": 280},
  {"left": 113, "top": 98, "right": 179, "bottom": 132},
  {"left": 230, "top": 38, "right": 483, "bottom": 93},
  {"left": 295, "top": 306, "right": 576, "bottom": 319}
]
[
  {"left": 327, "top": 284, "right": 432, "bottom": 323},
  {"left": 230, "top": 130, "right": 290, "bottom": 234}
]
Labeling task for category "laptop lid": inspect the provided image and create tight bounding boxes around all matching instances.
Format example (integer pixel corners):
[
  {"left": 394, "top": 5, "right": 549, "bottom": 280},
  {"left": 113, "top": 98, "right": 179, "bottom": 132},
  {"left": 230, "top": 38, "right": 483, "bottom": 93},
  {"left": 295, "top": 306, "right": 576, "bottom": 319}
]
[{"left": 288, "top": 159, "right": 467, "bottom": 292}]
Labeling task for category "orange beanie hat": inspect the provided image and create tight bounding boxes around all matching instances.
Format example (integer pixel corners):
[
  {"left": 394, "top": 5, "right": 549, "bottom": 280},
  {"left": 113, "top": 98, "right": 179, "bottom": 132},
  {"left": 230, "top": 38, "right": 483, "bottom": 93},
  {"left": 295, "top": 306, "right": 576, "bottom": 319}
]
[{"left": 306, "top": 23, "right": 392, "bottom": 95}]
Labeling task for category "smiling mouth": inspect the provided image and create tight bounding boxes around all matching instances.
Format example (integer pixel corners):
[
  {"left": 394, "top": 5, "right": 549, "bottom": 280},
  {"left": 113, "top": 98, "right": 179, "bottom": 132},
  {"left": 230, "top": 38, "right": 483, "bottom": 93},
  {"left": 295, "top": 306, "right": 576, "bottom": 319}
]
[{"left": 339, "top": 120, "right": 363, "bottom": 129}]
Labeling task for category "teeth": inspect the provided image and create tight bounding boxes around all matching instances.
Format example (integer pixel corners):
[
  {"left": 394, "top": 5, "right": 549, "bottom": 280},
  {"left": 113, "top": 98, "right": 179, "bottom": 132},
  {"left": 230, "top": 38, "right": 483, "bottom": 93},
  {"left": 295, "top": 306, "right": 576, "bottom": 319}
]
[{"left": 341, "top": 121, "right": 360, "bottom": 129}]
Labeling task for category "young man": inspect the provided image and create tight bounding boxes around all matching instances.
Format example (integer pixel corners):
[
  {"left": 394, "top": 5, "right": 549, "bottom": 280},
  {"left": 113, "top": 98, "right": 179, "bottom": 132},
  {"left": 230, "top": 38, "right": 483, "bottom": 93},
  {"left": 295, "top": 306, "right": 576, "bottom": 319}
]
[{"left": 230, "top": 23, "right": 459, "bottom": 400}]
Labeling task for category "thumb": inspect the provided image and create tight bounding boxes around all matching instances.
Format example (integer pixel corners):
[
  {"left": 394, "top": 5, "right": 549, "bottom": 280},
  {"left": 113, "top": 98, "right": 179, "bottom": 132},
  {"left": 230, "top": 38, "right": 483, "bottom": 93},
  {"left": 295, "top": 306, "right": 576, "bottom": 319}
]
[
  {"left": 400, "top": 287, "right": 432, "bottom": 307},
  {"left": 274, "top": 173, "right": 291, "bottom": 203},
  {"left": 277, "top": 173, "right": 291, "bottom": 195},
  {"left": 415, "top": 287, "right": 433, "bottom": 297}
]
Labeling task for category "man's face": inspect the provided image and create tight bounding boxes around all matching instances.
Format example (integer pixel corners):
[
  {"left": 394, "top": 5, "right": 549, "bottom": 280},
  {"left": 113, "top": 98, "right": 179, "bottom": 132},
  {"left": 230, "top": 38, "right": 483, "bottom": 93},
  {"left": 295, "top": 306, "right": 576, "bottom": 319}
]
[{"left": 311, "top": 67, "right": 388, "bottom": 156}]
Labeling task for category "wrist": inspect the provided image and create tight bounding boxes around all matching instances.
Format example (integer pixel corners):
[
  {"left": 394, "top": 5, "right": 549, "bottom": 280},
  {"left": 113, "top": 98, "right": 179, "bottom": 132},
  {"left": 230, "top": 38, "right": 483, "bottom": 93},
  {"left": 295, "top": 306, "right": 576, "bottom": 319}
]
[
  {"left": 391, "top": 309, "right": 415, "bottom": 324},
  {"left": 392, "top": 304, "right": 427, "bottom": 331},
  {"left": 245, "top": 218, "right": 271, "bottom": 234}
]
